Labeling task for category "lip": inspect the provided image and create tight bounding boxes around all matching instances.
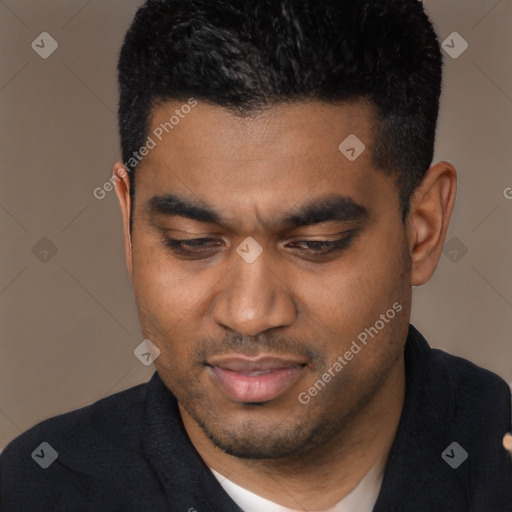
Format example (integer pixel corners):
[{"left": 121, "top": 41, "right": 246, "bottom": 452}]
[{"left": 207, "top": 355, "right": 307, "bottom": 403}]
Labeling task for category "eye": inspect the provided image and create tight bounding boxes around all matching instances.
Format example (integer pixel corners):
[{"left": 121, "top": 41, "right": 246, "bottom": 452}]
[
  {"left": 287, "top": 234, "right": 355, "bottom": 256},
  {"left": 162, "top": 233, "right": 355, "bottom": 258},
  {"left": 163, "top": 237, "right": 220, "bottom": 255}
]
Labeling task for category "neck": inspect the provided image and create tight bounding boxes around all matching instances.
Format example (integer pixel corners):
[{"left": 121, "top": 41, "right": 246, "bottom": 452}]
[{"left": 180, "top": 355, "right": 405, "bottom": 510}]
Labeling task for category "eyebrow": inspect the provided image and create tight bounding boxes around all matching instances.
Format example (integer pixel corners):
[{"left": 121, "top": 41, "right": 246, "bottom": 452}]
[{"left": 145, "top": 193, "right": 369, "bottom": 229}]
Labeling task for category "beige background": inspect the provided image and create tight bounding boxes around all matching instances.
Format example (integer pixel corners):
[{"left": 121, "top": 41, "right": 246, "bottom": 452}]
[{"left": 0, "top": 0, "right": 511, "bottom": 450}]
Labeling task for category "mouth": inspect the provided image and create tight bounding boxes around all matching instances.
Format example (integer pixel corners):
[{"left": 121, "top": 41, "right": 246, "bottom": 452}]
[{"left": 206, "top": 355, "right": 308, "bottom": 403}]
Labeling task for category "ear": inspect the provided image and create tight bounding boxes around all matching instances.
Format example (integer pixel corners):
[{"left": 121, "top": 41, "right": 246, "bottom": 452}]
[
  {"left": 406, "top": 161, "right": 457, "bottom": 286},
  {"left": 113, "top": 162, "right": 134, "bottom": 277}
]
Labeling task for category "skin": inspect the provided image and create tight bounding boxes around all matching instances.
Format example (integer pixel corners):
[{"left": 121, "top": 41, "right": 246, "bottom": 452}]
[{"left": 113, "top": 99, "right": 457, "bottom": 509}]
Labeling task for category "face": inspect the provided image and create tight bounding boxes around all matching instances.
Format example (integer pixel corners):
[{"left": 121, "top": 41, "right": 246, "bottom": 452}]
[{"left": 119, "top": 99, "right": 413, "bottom": 459}]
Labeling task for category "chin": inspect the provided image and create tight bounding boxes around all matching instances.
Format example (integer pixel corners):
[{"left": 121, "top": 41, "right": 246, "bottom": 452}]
[{"left": 193, "top": 407, "right": 331, "bottom": 460}]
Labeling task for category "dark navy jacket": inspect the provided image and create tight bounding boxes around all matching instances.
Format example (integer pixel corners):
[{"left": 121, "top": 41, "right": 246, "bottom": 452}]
[{"left": 1, "top": 324, "right": 511, "bottom": 511}]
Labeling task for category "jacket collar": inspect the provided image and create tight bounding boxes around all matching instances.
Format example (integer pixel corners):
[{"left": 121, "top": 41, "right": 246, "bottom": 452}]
[
  {"left": 372, "top": 324, "right": 472, "bottom": 511},
  {"left": 142, "top": 367, "right": 243, "bottom": 511}
]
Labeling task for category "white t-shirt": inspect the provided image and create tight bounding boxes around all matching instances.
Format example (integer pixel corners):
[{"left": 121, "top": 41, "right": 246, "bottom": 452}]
[{"left": 210, "top": 459, "right": 384, "bottom": 512}]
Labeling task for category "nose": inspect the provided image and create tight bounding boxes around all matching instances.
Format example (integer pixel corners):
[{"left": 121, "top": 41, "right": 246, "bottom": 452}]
[{"left": 212, "top": 249, "right": 297, "bottom": 337}]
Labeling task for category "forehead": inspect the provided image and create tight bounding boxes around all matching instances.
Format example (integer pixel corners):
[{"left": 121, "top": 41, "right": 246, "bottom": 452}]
[
  {"left": 135, "top": 99, "right": 398, "bottom": 231},
  {"left": 147, "top": 98, "right": 375, "bottom": 162}
]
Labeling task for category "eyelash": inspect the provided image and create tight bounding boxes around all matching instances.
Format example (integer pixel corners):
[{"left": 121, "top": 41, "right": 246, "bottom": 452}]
[{"left": 162, "top": 234, "right": 355, "bottom": 258}]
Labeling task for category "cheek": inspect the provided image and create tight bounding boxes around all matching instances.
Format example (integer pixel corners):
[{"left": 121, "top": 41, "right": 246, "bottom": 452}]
[
  {"left": 132, "top": 231, "right": 190, "bottom": 296},
  {"left": 130, "top": 240, "right": 224, "bottom": 348},
  {"left": 294, "top": 227, "right": 408, "bottom": 343},
  {"left": 130, "top": 241, "right": 196, "bottom": 339},
  {"left": 131, "top": 256, "right": 206, "bottom": 378}
]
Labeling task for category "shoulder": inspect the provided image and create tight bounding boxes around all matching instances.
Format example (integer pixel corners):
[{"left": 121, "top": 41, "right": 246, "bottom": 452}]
[
  {"left": 425, "top": 341, "right": 512, "bottom": 504},
  {"left": 2, "top": 378, "right": 149, "bottom": 456},
  {"left": 425, "top": 343, "right": 512, "bottom": 453},
  {"left": 430, "top": 345, "right": 511, "bottom": 409},
  {"left": 0, "top": 378, "right": 151, "bottom": 507},
  {"left": 407, "top": 324, "right": 511, "bottom": 415}
]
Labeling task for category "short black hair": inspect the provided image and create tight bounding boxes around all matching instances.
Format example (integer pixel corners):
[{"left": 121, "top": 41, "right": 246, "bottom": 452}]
[{"left": 118, "top": 0, "right": 443, "bottom": 232}]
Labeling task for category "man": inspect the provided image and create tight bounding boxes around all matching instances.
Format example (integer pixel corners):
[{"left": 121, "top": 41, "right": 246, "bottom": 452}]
[{"left": 1, "top": 0, "right": 511, "bottom": 510}]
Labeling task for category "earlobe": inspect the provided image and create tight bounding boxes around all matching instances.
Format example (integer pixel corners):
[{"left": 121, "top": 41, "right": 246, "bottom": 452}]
[
  {"left": 113, "top": 162, "right": 134, "bottom": 277},
  {"left": 407, "top": 161, "right": 457, "bottom": 286}
]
